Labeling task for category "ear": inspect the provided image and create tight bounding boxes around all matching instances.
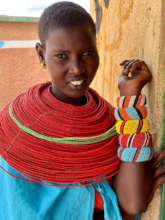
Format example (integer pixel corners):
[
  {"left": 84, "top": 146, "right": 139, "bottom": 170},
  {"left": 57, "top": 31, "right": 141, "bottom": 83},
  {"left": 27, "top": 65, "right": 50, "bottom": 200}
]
[{"left": 35, "top": 42, "right": 45, "bottom": 64}]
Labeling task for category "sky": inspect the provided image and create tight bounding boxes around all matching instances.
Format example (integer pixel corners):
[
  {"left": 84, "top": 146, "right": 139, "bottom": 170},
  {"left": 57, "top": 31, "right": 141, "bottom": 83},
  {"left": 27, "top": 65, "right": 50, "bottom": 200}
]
[{"left": 0, "top": 0, "right": 90, "bottom": 17}]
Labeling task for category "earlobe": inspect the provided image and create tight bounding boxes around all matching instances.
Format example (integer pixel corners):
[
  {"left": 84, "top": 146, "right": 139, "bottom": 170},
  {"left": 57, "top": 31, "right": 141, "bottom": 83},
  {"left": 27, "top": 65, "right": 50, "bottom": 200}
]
[
  {"left": 41, "top": 60, "right": 46, "bottom": 69},
  {"left": 35, "top": 42, "right": 45, "bottom": 64}
]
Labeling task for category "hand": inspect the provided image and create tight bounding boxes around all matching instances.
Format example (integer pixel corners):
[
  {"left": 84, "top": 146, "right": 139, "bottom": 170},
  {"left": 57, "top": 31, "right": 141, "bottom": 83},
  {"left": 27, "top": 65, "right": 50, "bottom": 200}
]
[
  {"left": 118, "top": 59, "right": 152, "bottom": 96},
  {"left": 148, "top": 149, "right": 165, "bottom": 202}
]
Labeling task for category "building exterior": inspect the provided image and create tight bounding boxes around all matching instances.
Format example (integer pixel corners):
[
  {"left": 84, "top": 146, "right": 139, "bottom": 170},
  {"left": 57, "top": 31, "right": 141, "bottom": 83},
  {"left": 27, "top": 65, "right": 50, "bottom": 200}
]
[{"left": 0, "top": 15, "right": 49, "bottom": 109}]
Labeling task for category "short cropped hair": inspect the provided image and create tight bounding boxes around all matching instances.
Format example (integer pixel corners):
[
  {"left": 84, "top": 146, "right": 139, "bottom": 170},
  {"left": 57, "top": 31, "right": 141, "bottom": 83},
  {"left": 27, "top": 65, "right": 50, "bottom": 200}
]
[{"left": 38, "top": 1, "right": 96, "bottom": 45}]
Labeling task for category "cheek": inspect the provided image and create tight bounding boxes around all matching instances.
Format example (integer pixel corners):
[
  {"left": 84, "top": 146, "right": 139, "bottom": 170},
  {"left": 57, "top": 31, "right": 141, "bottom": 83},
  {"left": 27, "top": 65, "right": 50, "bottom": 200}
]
[
  {"left": 95, "top": 53, "right": 100, "bottom": 68},
  {"left": 47, "top": 60, "right": 66, "bottom": 77},
  {"left": 47, "top": 65, "right": 65, "bottom": 85},
  {"left": 87, "top": 56, "right": 99, "bottom": 76},
  {"left": 95, "top": 56, "right": 99, "bottom": 72}
]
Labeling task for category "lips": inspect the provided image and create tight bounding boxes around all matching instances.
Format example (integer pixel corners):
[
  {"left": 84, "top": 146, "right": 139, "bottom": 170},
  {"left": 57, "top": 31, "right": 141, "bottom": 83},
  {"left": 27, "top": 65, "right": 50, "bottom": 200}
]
[{"left": 68, "top": 79, "right": 86, "bottom": 89}]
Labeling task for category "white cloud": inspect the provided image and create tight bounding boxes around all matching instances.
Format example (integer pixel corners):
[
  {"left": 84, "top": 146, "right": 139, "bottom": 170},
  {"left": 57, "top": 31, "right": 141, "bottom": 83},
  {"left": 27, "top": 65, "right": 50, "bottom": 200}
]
[{"left": 0, "top": 0, "right": 90, "bottom": 17}]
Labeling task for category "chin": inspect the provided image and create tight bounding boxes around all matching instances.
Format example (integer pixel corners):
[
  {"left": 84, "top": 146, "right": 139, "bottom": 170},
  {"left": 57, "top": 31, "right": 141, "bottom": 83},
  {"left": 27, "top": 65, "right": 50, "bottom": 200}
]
[{"left": 68, "top": 91, "right": 87, "bottom": 99}]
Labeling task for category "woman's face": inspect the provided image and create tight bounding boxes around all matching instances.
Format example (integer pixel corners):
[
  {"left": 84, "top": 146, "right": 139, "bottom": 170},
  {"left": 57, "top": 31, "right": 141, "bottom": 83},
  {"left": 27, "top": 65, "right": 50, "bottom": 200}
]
[{"left": 36, "top": 25, "right": 99, "bottom": 105}]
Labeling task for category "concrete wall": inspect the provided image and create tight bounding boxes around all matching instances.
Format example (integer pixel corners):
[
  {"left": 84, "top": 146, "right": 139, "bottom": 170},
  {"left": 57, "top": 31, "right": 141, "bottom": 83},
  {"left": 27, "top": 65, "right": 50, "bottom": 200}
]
[
  {"left": 0, "top": 20, "right": 49, "bottom": 110},
  {"left": 90, "top": 0, "right": 165, "bottom": 219}
]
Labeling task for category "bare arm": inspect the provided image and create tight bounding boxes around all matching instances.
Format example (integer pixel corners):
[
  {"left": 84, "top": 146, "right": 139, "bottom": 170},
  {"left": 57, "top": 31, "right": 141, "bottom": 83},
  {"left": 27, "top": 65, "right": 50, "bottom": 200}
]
[
  {"left": 112, "top": 60, "right": 165, "bottom": 216},
  {"left": 113, "top": 161, "right": 153, "bottom": 215}
]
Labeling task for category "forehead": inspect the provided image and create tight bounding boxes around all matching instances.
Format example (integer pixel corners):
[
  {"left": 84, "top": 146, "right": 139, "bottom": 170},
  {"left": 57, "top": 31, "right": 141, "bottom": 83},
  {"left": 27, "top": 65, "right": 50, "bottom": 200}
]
[{"left": 45, "top": 26, "right": 96, "bottom": 51}]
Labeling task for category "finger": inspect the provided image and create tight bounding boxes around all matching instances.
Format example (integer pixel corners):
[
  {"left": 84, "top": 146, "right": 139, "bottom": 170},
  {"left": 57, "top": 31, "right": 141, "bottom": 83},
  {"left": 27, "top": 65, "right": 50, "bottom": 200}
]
[
  {"left": 120, "top": 59, "right": 137, "bottom": 66},
  {"left": 152, "top": 149, "right": 165, "bottom": 168},
  {"left": 129, "top": 61, "right": 145, "bottom": 74},
  {"left": 120, "top": 60, "right": 130, "bottom": 65},
  {"left": 121, "top": 60, "right": 141, "bottom": 76},
  {"left": 154, "top": 175, "right": 165, "bottom": 190},
  {"left": 121, "top": 68, "right": 130, "bottom": 75},
  {"left": 153, "top": 164, "right": 165, "bottom": 178},
  {"left": 148, "top": 176, "right": 165, "bottom": 202},
  {"left": 121, "top": 59, "right": 136, "bottom": 67},
  {"left": 121, "top": 60, "right": 136, "bottom": 75},
  {"left": 124, "top": 60, "right": 140, "bottom": 72},
  {"left": 130, "top": 61, "right": 151, "bottom": 76}
]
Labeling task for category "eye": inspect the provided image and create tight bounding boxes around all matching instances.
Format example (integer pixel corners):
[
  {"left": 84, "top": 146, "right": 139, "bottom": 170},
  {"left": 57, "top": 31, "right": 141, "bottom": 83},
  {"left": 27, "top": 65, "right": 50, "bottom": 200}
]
[
  {"left": 82, "top": 50, "right": 94, "bottom": 57},
  {"left": 54, "top": 53, "right": 68, "bottom": 60},
  {"left": 81, "top": 49, "right": 98, "bottom": 59}
]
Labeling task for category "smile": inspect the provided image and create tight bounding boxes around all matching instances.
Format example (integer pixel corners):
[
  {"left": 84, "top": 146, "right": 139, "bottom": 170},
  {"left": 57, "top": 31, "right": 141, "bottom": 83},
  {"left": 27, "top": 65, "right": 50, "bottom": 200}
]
[{"left": 70, "top": 80, "right": 85, "bottom": 86}]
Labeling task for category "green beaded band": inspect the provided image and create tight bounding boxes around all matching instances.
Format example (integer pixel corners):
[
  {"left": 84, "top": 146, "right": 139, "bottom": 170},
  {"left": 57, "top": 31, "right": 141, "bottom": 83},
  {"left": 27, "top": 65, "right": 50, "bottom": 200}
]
[{"left": 9, "top": 105, "right": 117, "bottom": 145}]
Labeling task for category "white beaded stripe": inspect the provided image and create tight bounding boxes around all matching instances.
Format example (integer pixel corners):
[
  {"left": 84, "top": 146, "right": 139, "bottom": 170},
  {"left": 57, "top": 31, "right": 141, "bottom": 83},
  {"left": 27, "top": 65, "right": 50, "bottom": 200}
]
[
  {"left": 119, "top": 96, "right": 125, "bottom": 108},
  {"left": 127, "top": 96, "right": 137, "bottom": 107},
  {"left": 118, "top": 94, "right": 146, "bottom": 108}
]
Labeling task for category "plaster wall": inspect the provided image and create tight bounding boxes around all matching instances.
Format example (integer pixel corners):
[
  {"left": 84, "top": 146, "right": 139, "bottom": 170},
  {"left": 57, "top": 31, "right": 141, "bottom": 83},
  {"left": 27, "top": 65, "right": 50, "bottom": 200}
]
[
  {"left": 0, "top": 21, "right": 38, "bottom": 40},
  {"left": 90, "top": 0, "right": 165, "bottom": 219},
  {"left": 0, "top": 21, "right": 49, "bottom": 110}
]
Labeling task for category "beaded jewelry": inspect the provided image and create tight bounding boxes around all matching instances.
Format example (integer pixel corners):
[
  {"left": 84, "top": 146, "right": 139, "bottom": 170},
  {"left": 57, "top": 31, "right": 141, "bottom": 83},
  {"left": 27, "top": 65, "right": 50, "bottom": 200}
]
[
  {"left": 117, "top": 146, "right": 152, "bottom": 162},
  {"left": 41, "top": 61, "right": 46, "bottom": 69},
  {"left": 119, "top": 132, "right": 152, "bottom": 148},
  {"left": 115, "top": 94, "right": 152, "bottom": 162},
  {"left": 117, "top": 94, "right": 146, "bottom": 108},
  {"left": 116, "top": 119, "right": 149, "bottom": 134},
  {"left": 114, "top": 106, "right": 147, "bottom": 120}
]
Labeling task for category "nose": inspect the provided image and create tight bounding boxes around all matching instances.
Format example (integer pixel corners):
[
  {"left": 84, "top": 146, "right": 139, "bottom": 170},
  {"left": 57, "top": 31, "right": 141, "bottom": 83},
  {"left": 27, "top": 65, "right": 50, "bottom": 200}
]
[{"left": 68, "top": 58, "right": 85, "bottom": 75}]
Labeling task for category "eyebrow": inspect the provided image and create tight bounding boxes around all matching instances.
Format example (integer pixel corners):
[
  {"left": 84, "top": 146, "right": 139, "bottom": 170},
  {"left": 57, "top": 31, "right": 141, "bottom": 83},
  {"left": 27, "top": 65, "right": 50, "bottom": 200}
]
[
  {"left": 51, "top": 49, "right": 69, "bottom": 53},
  {"left": 50, "top": 47, "right": 96, "bottom": 54}
]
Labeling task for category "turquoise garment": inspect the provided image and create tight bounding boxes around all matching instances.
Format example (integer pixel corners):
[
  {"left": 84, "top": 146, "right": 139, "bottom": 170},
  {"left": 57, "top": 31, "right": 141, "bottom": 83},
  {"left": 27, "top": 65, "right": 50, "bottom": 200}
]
[{"left": 0, "top": 157, "right": 122, "bottom": 220}]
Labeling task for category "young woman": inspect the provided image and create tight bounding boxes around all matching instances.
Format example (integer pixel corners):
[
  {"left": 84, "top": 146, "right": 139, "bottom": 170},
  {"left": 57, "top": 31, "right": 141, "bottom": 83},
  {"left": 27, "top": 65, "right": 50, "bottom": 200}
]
[{"left": 0, "top": 2, "right": 165, "bottom": 219}]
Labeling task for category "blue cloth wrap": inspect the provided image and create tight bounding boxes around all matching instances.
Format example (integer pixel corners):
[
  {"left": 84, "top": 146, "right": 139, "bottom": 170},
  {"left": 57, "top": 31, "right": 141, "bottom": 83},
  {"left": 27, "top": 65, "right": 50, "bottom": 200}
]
[{"left": 0, "top": 157, "right": 123, "bottom": 220}]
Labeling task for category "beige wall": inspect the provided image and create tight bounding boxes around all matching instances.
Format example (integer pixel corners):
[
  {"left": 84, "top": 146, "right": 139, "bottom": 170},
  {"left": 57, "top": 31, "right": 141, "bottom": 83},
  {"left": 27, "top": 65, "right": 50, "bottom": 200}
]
[
  {"left": 0, "top": 21, "right": 38, "bottom": 40},
  {"left": 90, "top": 0, "right": 165, "bottom": 219},
  {"left": 0, "top": 21, "right": 49, "bottom": 109}
]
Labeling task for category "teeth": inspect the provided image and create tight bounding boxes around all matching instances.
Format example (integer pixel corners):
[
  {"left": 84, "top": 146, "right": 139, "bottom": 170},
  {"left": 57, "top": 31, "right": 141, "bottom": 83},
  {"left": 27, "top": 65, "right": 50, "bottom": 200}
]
[{"left": 70, "top": 80, "right": 84, "bottom": 86}]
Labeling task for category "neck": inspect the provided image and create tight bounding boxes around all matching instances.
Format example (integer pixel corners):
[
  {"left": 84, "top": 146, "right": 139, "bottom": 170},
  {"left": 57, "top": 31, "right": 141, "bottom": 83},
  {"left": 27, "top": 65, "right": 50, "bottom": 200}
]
[{"left": 50, "top": 85, "right": 87, "bottom": 106}]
